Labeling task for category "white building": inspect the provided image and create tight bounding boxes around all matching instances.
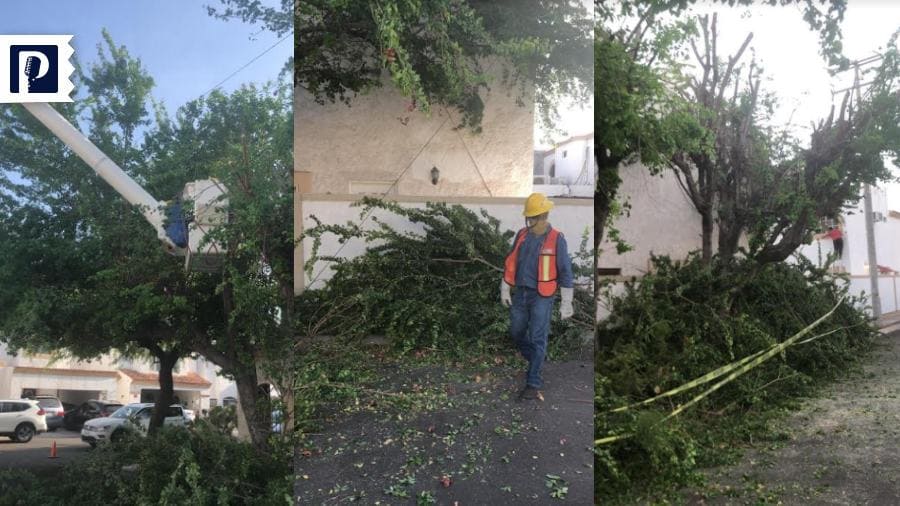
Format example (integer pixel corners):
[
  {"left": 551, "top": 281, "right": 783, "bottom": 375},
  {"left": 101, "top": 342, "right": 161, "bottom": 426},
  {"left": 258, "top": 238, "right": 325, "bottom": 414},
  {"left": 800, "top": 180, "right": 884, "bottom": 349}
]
[
  {"left": 796, "top": 185, "right": 900, "bottom": 314},
  {"left": 533, "top": 133, "right": 594, "bottom": 198},
  {"left": 0, "top": 345, "right": 235, "bottom": 414}
]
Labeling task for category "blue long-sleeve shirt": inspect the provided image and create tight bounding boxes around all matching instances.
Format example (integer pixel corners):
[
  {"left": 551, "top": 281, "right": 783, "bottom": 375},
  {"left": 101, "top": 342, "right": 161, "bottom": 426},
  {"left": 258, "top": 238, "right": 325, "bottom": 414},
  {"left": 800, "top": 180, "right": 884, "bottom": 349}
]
[{"left": 513, "top": 226, "right": 574, "bottom": 291}]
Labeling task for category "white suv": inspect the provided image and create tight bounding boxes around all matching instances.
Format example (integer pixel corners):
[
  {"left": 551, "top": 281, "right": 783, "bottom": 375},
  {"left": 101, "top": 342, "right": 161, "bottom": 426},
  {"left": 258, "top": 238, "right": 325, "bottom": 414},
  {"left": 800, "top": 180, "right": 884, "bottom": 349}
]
[
  {"left": 0, "top": 399, "right": 48, "bottom": 443},
  {"left": 81, "top": 403, "right": 186, "bottom": 447}
]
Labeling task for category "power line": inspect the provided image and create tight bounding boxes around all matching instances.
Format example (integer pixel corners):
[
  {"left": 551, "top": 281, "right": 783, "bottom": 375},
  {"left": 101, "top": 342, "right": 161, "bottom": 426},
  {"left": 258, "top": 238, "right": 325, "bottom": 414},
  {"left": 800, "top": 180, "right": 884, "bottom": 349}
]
[{"left": 199, "top": 32, "right": 291, "bottom": 98}]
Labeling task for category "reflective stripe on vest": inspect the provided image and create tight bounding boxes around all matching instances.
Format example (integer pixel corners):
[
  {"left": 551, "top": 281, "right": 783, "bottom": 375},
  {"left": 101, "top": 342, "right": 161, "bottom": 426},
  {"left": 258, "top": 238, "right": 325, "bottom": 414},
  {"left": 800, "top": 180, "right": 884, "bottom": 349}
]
[{"left": 503, "top": 227, "right": 560, "bottom": 297}]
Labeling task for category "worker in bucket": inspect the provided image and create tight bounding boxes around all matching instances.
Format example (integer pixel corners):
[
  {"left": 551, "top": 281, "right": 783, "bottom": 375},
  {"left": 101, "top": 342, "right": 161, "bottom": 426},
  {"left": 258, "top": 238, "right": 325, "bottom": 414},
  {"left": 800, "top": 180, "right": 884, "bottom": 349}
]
[{"left": 500, "top": 192, "right": 574, "bottom": 401}]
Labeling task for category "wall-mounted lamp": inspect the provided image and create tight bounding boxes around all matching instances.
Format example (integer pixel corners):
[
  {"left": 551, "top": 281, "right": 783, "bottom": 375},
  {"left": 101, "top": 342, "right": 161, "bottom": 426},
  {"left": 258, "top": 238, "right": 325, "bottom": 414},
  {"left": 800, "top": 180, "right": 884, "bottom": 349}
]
[{"left": 430, "top": 166, "right": 440, "bottom": 185}]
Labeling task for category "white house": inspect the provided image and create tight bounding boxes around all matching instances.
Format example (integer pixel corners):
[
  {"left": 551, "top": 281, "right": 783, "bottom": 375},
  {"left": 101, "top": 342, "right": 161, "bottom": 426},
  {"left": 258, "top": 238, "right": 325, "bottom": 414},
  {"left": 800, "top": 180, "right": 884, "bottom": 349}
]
[
  {"left": 0, "top": 345, "right": 235, "bottom": 414},
  {"left": 796, "top": 185, "right": 900, "bottom": 314},
  {"left": 533, "top": 133, "right": 594, "bottom": 198}
]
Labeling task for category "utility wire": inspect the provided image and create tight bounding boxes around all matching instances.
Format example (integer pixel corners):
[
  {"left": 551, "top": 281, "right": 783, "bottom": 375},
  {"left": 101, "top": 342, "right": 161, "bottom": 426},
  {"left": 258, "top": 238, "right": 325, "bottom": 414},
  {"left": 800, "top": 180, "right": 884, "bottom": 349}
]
[{"left": 198, "top": 33, "right": 292, "bottom": 98}]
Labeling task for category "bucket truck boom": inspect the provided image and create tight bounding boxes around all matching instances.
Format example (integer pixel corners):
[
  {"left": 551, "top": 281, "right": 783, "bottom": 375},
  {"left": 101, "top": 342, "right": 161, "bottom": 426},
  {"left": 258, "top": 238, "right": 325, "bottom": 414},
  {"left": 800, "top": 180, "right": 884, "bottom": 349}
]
[{"left": 21, "top": 102, "right": 226, "bottom": 270}]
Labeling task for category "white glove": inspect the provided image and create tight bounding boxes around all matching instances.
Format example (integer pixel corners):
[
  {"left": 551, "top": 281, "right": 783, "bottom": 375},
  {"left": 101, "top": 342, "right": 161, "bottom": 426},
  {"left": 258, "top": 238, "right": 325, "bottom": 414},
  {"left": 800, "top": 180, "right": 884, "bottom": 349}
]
[
  {"left": 560, "top": 287, "right": 574, "bottom": 320},
  {"left": 500, "top": 279, "right": 512, "bottom": 307}
]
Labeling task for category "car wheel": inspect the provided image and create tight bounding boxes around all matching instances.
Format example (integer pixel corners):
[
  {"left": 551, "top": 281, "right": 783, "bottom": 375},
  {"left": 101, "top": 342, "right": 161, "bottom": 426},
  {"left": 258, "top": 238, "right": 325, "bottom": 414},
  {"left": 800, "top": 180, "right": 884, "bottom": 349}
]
[
  {"left": 88, "top": 441, "right": 97, "bottom": 449},
  {"left": 13, "top": 423, "right": 35, "bottom": 443}
]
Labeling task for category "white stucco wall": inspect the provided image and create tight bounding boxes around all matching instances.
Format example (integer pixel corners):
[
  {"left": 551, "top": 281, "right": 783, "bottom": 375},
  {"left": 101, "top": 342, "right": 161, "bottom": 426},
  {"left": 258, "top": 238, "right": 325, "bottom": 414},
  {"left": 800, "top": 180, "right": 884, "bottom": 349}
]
[
  {"left": 295, "top": 68, "right": 534, "bottom": 198},
  {"left": 10, "top": 372, "right": 118, "bottom": 401},
  {"left": 297, "top": 195, "right": 593, "bottom": 290},
  {"left": 600, "top": 165, "right": 705, "bottom": 276}
]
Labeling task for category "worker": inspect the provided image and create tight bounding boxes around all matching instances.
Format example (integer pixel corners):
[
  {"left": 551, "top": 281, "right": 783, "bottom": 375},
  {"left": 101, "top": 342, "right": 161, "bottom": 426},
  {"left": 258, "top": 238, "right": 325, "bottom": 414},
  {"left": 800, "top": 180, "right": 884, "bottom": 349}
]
[
  {"left": 815, "top": 222, "right": 844, "bottom": 272},
  {"left": 500, "top": 192, "right": 574, "bottom": 401}
]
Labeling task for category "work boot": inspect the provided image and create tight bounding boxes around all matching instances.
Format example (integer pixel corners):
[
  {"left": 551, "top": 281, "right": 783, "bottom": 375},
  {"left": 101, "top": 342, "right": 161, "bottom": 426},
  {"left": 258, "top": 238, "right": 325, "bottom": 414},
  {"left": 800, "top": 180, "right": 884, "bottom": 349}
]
[{"left": 517, "top": 385, "right": 543, "bottom": 402}]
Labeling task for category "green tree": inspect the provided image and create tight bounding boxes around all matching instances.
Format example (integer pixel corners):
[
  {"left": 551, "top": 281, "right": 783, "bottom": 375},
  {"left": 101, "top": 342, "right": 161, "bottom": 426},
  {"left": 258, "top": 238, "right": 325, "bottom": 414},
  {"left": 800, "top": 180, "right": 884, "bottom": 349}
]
[
  {"left": 211, "top": 0, "right": 592, "bottom": 132},
  {"left": 0, "top": 34, "right": 294, "bottom": 448},
  {"left": 149, "top": 85, "right": 295, "bottom": 449},
  {"left": 669, "top": 16, "right": 900, "bottom": 263},
  {"left": 594, "top": 0, "right": 848, "bottom": 257},
  {"left": 0, "top": 32, "right": 197, "bottom": 433}
]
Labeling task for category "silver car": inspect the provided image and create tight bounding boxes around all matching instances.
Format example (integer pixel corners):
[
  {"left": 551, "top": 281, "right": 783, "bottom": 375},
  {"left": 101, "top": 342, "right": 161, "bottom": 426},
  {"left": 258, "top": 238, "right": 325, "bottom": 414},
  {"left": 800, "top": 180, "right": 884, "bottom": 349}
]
[{"left": 30, "top": 396, "right": 64, "bottom": 431}]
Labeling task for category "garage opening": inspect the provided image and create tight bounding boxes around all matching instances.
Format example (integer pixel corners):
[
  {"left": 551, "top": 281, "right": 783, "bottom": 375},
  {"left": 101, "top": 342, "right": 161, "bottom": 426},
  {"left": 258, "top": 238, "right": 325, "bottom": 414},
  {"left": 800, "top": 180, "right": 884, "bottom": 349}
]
[{"left": 20, "top": 388, "right": 104, "bottom": 406}]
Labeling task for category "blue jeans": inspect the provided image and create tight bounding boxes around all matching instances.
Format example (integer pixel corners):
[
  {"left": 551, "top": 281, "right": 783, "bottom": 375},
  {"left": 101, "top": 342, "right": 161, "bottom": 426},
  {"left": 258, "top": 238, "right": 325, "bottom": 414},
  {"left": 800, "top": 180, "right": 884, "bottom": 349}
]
[{"left": 510, "top": 286, "right": 553, "bottom": 389}]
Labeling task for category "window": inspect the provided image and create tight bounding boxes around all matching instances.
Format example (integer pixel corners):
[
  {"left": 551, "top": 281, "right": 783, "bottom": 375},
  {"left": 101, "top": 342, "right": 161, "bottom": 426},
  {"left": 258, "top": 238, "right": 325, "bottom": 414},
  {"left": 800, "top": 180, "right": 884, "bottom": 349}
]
[
  {"left": 549, "top": 163, "right": 556, "bottom": 178},
  {"left": 222, "top": 397, "right": 237, "bottom": 407},
  {"left": 36, "top": 398, "right": 61, "bottom": 408},
  {"left": 562, "top": 150, "right": 568, "bottom": 158},
  {"left": 209, "top": 398, "right": 218, "bottom": 408},
  {"left": 165, "top": 406, "right": 183, "bottom": 417}
]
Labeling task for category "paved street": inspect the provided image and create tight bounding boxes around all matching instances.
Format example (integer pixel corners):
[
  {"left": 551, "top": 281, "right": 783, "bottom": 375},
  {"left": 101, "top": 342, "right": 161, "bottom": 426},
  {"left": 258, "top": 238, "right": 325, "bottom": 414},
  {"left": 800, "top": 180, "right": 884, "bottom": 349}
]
[{"left": 0, "top": 429, "right": 90, "bottom": 469}]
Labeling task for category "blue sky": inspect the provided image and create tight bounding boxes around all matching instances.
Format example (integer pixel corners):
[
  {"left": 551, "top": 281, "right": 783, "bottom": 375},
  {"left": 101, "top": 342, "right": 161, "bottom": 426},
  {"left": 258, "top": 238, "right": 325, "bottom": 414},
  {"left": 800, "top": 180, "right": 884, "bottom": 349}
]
[{"left": 0, "top": 0, "right": 292, "bottom": 112}]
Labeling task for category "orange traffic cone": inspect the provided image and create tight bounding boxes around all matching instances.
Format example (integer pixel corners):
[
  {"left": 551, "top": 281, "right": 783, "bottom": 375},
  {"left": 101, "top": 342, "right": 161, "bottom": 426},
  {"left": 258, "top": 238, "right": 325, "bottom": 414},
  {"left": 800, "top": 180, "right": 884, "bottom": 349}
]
[{"left": 48, "top": 440, "right": 58, "bottom": 459}]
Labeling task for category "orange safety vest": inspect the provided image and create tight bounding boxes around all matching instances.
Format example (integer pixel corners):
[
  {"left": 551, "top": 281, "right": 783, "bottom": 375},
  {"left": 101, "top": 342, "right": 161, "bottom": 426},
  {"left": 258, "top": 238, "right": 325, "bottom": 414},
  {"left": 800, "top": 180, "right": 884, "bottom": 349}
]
[{"left": 503, "top": 227, "right": 560, "bottom": 297}]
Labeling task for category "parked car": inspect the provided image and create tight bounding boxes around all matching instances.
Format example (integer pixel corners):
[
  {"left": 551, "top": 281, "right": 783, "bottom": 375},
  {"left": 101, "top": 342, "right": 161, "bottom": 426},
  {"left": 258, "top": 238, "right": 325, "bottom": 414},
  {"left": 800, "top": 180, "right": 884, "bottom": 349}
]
[
  {"left": 63, "top": 400, "right": 123, "bottom": 431},
  {"left": 183, "top": 409, "right": 195, "bottom": 424},
  {"left": 81, "top": 403, "right": 186, "bottom": 447},
  {"left": 28, "top": 396, "right": 65, "bottom": 431},
  {"left": 0, "top": 399, "right": 48, "bottom": 443}
]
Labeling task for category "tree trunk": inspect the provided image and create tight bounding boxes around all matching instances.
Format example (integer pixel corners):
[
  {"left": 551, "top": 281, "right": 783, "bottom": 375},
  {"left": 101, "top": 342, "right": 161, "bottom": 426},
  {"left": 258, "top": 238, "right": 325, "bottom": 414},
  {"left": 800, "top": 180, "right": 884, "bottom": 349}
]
[
  {"left": 149, "top": 352, "right": 177, "bottom": 434},
  {"left": 754, "top": 222, "right": 810, "bottom": 264},
  {"left": 717, "top": 218, "right": 743, "bottom": 262},
  {"left": 235, "top": 371, "right": 272, "bottom": 452},
  {"left": 701, "top": 207, "right": 714, "bottom": 262}
]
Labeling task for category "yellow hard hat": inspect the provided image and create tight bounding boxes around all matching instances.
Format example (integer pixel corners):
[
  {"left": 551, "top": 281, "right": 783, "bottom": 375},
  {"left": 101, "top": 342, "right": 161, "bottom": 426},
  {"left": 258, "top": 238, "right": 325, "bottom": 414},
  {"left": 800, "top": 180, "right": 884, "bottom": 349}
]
[{"left": 523, "top": 192, "right": 554, "bottom": 217}]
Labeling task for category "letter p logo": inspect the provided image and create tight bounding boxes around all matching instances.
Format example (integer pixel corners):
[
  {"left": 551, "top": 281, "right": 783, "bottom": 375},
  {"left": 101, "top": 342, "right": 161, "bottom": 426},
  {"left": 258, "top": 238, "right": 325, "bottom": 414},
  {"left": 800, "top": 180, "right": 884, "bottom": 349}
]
[{"left": 11, "top": 45, "right": 57, "bottom": 93}]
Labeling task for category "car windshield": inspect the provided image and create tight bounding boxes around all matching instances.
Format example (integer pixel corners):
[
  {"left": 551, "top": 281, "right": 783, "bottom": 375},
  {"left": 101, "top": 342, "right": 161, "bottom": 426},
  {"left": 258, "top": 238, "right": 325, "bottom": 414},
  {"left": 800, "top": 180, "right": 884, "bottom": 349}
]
[
  {"left": 36, "top": 398, "right": 61, "bottom": 408},
  {"left": 110, "top": 405, "right": 143, "bottom": 419}
]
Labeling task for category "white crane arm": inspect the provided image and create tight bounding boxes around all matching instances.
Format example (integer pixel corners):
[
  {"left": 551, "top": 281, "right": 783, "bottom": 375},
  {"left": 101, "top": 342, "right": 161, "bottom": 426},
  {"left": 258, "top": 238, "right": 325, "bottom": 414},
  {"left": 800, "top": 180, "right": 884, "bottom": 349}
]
[{"left": 22, "top": 102, "right": 179, "bottom": 253}]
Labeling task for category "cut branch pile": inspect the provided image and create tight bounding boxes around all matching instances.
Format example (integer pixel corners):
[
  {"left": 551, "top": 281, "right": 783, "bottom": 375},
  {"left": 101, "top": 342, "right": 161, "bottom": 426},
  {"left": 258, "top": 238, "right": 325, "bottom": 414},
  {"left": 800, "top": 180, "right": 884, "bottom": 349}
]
[{"left": 299, "top": 197, "right": 592, "bottom": 356}]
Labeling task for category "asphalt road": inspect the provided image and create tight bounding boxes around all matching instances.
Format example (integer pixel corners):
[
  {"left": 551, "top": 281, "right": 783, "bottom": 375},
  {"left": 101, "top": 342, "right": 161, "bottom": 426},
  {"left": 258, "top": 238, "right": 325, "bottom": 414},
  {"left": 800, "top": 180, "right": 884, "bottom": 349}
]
[{"left": 0, "top": 428, "right": 90, "bottom": 469}]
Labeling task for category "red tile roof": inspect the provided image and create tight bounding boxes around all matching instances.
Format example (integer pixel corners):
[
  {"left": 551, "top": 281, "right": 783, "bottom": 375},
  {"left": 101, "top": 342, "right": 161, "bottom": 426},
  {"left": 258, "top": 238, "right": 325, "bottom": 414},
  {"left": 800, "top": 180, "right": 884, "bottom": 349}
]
[{"left": 118, "top": 369, "right": 212, "bottom": 388}]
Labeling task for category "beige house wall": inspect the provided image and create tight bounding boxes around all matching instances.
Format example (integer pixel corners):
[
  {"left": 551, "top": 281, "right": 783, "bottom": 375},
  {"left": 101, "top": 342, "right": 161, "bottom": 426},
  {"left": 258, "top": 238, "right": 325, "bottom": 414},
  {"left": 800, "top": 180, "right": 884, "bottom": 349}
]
[{"left": 294, "top": 69, "right": 534, "bottom": 198}]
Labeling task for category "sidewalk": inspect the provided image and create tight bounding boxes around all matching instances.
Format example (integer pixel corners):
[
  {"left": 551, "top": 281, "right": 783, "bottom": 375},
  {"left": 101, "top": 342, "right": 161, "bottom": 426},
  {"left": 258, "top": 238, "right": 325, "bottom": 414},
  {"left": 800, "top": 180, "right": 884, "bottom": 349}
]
[
  {"left": 685, "top": 320, "right": 900, "bottom": 504},
  {"left": 877, "top": 310, "right": 900, "bottom": 333}
]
